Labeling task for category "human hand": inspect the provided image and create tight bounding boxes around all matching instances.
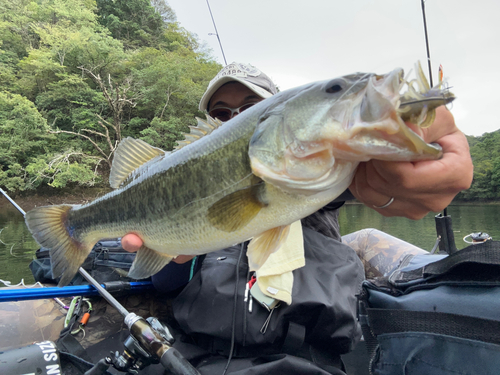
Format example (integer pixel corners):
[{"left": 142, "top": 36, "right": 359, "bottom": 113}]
[
  {"left": 121, "top": 233, "right": 195, "bottom": 264},
  {"left": 349, "top": 106, "right": 473, "bottom": 219}
]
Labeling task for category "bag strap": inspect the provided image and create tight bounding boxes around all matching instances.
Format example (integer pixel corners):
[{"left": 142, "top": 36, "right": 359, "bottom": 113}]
[
  {"left": 399, "top": 241, "right": 500, "bottom": 282},
  {"left": 282, "top": 321, "right": 306, "bottom": 354},
  {"left": 366, "top": 308, "right": 500, "bottom": 345}
]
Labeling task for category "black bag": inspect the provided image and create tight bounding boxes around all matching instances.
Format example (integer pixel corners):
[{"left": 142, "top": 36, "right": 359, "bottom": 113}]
[
  {"left": 358, "top": 241, "right": 500, "bottom": 375},
  {"left": 29, "top": 239, "right": 139, "bottom": 285}
]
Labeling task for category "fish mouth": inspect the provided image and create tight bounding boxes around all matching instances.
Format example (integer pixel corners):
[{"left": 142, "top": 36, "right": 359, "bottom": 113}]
[
  {"left": 249, "top": 63, "right": 450, "bottom": 196},
  {"left": 349, "top": 63, "right": 451, "bottom": 160}
]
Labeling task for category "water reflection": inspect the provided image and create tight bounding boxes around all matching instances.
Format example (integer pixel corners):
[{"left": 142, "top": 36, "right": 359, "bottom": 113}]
[
  {"left": 339, "top": 204, "right": 500, "bottom": 251},
  {"left": 0, "top": 202, "right": 499, "bottom": 284},
  {"left": 0, "top": 205, "right": 38, "bottom": 284}
]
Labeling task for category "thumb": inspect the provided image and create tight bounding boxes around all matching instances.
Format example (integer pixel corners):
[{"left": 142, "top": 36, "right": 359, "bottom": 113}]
[{"left": 121, "top": 233, "right": 143, "bottom": 253}]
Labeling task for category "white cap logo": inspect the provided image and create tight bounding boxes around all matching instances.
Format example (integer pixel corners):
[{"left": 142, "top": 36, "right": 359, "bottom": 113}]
[{"left": 210, "top": 63, "right": 261, "bottom": 87}]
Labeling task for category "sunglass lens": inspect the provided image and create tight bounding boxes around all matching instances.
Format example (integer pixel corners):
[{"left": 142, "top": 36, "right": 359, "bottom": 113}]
[
  {"left": 209, "top": 108, "right": 232, "bottom": 122},
  {"left": 239, "top": 103, "right": 255, "bottom": 113}
]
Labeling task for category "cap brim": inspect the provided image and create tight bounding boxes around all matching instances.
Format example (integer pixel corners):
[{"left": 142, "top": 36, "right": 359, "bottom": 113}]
[{"left": 199, "top": 76, "right": 274, "bottom": 111}]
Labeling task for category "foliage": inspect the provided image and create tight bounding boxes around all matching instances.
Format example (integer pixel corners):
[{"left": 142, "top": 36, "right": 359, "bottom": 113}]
[
  {"left": 456, "top": 131, "right": 500, "bottom": 201},
  {"left": 24, "top": 151, "right": 104, "bottom": 188},
  {"left": 0, "top": 91, "right": 51, "bottom": 191},
  {"left": 96, "top": 0, "right": 166, "bottom": 49},
  {"left": 139, "top": 116, "right": 185, "bottom": 150},
  {"left": 0, "top": 0, "right": 221, "bottom": 192},
  {"left": 150, "top": 0, "right": 176, "bottom": 24}
]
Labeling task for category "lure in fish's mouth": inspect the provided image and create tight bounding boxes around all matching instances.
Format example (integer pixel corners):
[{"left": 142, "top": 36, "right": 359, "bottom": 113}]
[
  {"left": 397, "top": 62, "right": 456, "bottom": 128},
  {"left": 339, "top": 64, "right": 449, "bottom": 160}
]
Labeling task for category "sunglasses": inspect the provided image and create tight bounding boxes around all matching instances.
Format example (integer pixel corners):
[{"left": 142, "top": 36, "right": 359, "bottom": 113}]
[{"left": 208, "top": 102, "right": 258, "bottom": 122}]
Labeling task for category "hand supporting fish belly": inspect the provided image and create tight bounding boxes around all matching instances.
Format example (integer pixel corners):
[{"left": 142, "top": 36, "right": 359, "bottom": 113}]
[{"left": 25, "top": 62, "right": 454, "bottom": 286}]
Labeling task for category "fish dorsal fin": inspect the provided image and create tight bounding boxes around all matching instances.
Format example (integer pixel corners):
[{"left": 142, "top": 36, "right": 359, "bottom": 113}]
[
  {"left": 207, "top": 177, "right": 267, "bottom": 232},
  {"left": 174, "top": 115, "right": 223, "bottom": 150},
  {"left": 110, "top": 137, "right": 166, "bottom": 189},
  {"left": 247, "top": 224, "right": 291, "bottom": 271}
]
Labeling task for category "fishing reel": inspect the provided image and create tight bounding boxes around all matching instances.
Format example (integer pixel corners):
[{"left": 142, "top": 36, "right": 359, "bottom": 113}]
[
  {"left": 105, "top": 317, "right": 175, "bottom": 374},
  {"left": 76, "top": 268, "right": 199, "bottom": 375},
  {"left": 86, "top": 315, "right": 198, "bottom": 375}
]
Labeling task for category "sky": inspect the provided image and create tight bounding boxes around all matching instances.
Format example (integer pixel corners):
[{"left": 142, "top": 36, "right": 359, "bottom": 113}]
[{"left": 166, "top": 0, "right": 500, "bottom": 137}]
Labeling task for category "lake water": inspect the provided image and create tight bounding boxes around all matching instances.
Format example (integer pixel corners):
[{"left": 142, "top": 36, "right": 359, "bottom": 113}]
[{"left": 1, "top": 202, "right": 499, "bottom": 285}]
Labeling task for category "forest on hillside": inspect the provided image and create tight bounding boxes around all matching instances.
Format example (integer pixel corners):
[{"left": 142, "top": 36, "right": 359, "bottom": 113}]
[
  {"left": 0, "top": 0, "right": 496, "bottom": 201},
  {"left": 0, "top": 0, "right": 221, "bottom": 191}
]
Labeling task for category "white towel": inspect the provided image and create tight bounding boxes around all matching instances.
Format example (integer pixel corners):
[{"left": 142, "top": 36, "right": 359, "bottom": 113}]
[{"left": 255, "top": 220, "right": 305, "bottom": 305}]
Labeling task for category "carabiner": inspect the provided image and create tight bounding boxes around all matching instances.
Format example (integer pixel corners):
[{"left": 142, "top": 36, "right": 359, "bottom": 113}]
[{"left": 69, "top": 298, "right": 93, "bottom": 336}]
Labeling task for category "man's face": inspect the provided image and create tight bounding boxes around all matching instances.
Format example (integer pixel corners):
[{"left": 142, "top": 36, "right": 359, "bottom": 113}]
[{"left": 208, "top": 82, "right": 263, "bottom": 122}]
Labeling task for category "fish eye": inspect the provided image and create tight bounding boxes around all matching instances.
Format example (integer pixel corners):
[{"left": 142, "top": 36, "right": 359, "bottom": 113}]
[{"left": 325, "top": 79, "right": 344, "bottom": 94}]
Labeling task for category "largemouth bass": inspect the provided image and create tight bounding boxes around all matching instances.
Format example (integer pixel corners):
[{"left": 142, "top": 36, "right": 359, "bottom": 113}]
[{"left": 26, "top": 62, "right": 454, "bottom": 285}]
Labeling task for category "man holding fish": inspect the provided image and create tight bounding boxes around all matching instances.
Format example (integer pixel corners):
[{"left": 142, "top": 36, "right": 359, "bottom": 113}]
[{"left": 116, "top": 62, "right": 472, "bottom": 374}]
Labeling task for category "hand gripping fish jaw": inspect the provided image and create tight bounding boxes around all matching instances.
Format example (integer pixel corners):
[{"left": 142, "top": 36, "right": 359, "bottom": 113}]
[{"left": 248, "top": 61, "right": 451, "bottom": 196}]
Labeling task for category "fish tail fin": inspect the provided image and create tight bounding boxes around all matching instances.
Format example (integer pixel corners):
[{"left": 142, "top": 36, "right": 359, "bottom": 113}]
[{"left": 25, "top": 205, "right": 92, "bottom": 286}]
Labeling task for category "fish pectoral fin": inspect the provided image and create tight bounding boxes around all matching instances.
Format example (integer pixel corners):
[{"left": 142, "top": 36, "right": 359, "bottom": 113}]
[
  {"left": 109, "top": 137, "right": 167, "bottom": 189},
  {"left": 207, "top": 180, "right": 267, "bottom": 232},
  {"left": 247, "top": 224, "right": 291, "bottom": 271},
  {"left": 127, "top": 246, "right": 173, "bottom": 279}
]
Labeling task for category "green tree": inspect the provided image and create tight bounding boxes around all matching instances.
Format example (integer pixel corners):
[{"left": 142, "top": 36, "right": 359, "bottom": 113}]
[
  {"left": 0, "top": 91, "right": 51, "bottom": 190},
  {"left": 15, "top": 0, "right": 125, "bottom": 99},
  {"left": 150, "top": 0, "right": 176, "bottom": 24},
  {"left": 0, "top": 0, "right": 220, "bottom": 192},
  {"left": 458, "top": 131, "right": 500, "bottom": 201},
  {"left": 96, "top": 0, "right": 165, "bottom": 49}
]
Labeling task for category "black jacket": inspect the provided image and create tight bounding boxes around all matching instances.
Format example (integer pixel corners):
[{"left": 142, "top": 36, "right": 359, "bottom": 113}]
[{"left": 170, "top": 227, "right": 364, "bottom": 374}]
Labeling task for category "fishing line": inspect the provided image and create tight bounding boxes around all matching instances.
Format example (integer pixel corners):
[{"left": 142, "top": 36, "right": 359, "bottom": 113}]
[
  {"left": 0, "top": 227, "right": 6, "bottom": 245},
  {"left": 0, "top": 227, "right": 26, "bottom": 258},
  {"left": 0, "top": 278, "right": 44, "bottom": 288},
  {"left": 420, "top": 0, "right": 453, "bottom": 221}
]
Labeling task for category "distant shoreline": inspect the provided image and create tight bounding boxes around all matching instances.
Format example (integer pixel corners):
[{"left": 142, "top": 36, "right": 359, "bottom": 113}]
[
  {"left": 1, "top": 187, "right": 498, "bottom": 213},
  {"left": 0, "top": 188, "right": 110, "bottom": 212}
]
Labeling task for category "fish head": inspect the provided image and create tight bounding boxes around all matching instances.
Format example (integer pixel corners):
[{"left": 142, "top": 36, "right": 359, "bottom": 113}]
[{"left": 249, "top": 65, "right": 448, "bottom": 195}]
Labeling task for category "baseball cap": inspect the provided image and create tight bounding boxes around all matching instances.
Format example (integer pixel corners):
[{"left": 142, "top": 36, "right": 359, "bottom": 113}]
[{"left": 199, "top": 62, "right": 278, "bottom": 111}]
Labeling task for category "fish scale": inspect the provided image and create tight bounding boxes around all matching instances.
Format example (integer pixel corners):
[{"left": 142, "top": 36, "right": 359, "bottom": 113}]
[{"left": 25, "top": 62, "right": 453, "bottom": 285}]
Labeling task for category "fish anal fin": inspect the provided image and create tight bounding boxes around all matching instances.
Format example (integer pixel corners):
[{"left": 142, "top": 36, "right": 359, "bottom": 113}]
[
  {"left": 207, "top": 180, "right": 267, "bottom": 233},
  {"left": 247, "top": 225, "right": 291, "bottom": 271},
  {"left": 110, "top": 137, "right": 166, "bottom": 189},
  {"left": 25, "top": 204, "right": 93, "bottom": 286},
  {"left": 127, "top": 246, "right": 173, "bottom": 279}
]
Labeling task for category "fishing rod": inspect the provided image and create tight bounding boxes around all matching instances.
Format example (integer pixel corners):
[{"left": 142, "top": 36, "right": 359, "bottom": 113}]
[
  {"left": 0, "top": 187, "right": 26, "bottom": 215},
  {"left": 0, "top": 188, "right": 200, "bottom": 374},
  {"left": 420, "top": 0, "right": 457, "bottom": 254},
  {"left": 78, "top": 267, "right": 200, "bottom": 375},
  {"left": 0, "top": 188, "right": 155, "bottom": 298},
  {"left": 206, "top": 0, "right": 227, "bottom": 65},
  {"left": 420, "top": 0, "right": 433, "bottom": 87}
]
